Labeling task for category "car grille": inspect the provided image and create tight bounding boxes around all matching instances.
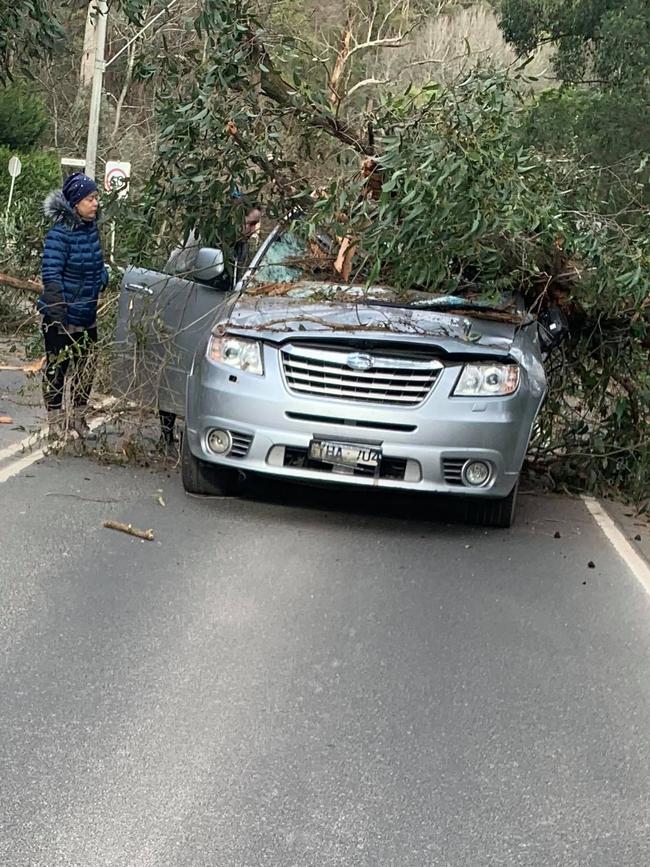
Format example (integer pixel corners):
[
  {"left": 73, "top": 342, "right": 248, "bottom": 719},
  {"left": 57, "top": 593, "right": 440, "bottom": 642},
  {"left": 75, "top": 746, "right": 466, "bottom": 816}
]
[
  {"left": 281, "top": 345, "right": 443, "bottom": 406},
  {"left": 229, "top": 431, "right": 254, "bottom": 458},
  {"left": 442, "top": 458, "right": 466, "bottom": 486}
]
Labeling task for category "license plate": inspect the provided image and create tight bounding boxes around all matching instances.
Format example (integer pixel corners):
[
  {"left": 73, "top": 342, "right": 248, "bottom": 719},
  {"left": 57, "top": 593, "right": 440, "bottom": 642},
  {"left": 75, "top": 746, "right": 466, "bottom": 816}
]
[{"left": 309, "top": 439, "right": 381, "bottom": 469}]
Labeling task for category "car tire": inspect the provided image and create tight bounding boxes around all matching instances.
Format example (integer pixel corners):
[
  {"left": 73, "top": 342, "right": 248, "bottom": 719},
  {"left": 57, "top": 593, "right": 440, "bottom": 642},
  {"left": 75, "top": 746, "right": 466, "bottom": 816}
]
[
  {"left": 181, "top": 428, "right": 239, "bottom": 496},
  {"left": 462, "top": 480, "right": 519, "bottom": 529}
]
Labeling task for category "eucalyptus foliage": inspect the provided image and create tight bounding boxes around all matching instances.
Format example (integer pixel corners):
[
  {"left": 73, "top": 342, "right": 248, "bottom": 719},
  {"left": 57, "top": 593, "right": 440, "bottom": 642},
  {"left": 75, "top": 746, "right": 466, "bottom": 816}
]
[
  {"left": 497, "top": 0, "right": 650, "bottom": 90},
  {"left": 0, "top": 0, "right": 64, "bottom": 84},
  {"left": 0, "top": 0, "right": 152, "bottom": 84},
  {"left": 497, "top": 0, "right": 650, "bottom": 173},
  {"left": 125, "top": 1, "right": 649, "bottom": 503}
]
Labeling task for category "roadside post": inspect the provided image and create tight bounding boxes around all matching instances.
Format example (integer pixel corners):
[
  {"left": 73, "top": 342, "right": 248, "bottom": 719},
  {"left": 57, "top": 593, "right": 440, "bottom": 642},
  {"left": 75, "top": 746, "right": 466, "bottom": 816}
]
[
  {"left": 4, "top": 156, "right": 22, "bottom": 230},
  {"left": 104, "top": 160, "right": 131, "bottom": 263}
]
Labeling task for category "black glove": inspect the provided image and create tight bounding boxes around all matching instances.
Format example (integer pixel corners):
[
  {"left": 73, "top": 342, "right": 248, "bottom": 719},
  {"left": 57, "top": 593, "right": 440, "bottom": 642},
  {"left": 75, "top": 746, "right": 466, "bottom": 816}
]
[{"left": 42, "top": 283, "right": 68, "bottom": 326}]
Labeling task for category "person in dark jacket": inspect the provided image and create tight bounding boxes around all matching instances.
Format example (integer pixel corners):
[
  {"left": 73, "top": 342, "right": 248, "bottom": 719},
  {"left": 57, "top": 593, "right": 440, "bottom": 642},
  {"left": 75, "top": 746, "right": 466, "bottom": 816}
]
[{"left": 39, "top": 172, "right": 108, "bottom": 437}]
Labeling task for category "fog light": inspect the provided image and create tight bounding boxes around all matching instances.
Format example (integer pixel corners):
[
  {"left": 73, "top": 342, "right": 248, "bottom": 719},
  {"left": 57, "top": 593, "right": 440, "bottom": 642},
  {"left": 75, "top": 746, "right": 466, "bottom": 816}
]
[
  {"left": 207, "top": 429, "right": 232, "bottom": 455},
  {"left": 463, "top": 460, "right": 491, "bottom": 487}
]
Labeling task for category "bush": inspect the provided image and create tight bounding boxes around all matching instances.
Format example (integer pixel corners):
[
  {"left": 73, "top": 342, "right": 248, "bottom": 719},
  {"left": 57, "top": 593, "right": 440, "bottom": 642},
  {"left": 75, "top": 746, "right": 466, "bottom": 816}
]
[
  {"left": 0, "top": 81, "right": 49, "bottom": 149},
  {"left": 0, "top": 146, "right": 60, "bottom": 202},
  {"left": 521, "top": 87, "right": 650, "bottom": 169},
  {"left": 0, "top": 146, "right": 60, "bottom": 275}
]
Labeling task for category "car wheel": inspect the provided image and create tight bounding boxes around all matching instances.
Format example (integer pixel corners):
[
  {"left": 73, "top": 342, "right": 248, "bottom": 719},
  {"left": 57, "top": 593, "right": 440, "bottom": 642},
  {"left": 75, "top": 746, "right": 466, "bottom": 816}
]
[
  {"left": 462, "top": 480, "right": 519, "bottom": 529},
  {"left": 181, "top": 428, "right": 239, "bottom": 496}
]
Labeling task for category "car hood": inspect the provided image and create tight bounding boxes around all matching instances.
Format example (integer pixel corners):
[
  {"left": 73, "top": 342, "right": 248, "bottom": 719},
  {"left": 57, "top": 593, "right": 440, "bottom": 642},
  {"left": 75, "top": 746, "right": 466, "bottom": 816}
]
[{"left": 220, "top": 289, "right": 524, "bottom": 358}]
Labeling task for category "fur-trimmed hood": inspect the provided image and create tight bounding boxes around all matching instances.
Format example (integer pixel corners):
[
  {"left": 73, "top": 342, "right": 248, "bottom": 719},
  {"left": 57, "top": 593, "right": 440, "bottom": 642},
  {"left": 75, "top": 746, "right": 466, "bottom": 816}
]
[{"left": 43, "top": 190, "right": 84, "bottom": 228}]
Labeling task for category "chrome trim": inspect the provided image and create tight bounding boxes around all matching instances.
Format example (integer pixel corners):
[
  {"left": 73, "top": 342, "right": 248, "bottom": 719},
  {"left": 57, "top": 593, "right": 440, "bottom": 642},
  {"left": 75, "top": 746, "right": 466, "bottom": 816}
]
[
  {"left": 281, "top": 344, "right": 443, "bottom": 406},
  {"left": 283, "top": 343, "right": 443, "bottom": 371}
]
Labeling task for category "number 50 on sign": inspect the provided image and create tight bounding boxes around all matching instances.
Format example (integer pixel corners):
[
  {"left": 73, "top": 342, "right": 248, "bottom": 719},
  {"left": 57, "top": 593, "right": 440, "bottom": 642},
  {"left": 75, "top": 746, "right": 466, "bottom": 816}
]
[{"left": 104, "top": 161, "right": 131, "bottom": 198}]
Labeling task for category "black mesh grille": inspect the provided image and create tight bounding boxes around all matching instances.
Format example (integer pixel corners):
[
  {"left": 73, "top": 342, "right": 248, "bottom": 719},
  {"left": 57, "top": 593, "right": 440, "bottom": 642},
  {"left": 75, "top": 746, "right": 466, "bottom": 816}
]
[
  {"left": 229, "top": 431, "right": 253, "bottom": 458},
  {"left": 442, "top": 458, "right": 466, "bottom": 486}
]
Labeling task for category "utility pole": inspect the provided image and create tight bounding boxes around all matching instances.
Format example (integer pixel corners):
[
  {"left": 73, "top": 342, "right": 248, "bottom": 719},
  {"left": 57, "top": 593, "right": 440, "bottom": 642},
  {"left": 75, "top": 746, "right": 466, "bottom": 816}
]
[
  {"left": 85, "top": 0, "right": 109, "bottom": 181},
  {"left": 82, "top": 0, "right": 177, "bottom": 180}
]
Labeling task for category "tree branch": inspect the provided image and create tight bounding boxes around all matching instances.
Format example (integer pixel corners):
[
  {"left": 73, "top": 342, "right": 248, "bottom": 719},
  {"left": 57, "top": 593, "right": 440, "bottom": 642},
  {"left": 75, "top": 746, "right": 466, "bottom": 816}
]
[
  {"left": 347, "top": 34, "right": 409, "bottom": 60},
  {"left": 328, "top": 9, "right": 355, "bottom": 109},
  {"left": 256, "top": 40, "right": 372, "bottom": 155},
  {"left": 346, "top": 77, "right": 389, "bottom": 99},
  {"left": 0, "top": 272, "right": 41, "bottom": 294}
]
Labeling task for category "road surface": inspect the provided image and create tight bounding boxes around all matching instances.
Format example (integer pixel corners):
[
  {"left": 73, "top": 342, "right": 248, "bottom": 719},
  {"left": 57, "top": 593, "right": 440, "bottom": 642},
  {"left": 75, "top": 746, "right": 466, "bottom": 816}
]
[{"left": 0, "top": 446, "right": 648, "bottom": 866}]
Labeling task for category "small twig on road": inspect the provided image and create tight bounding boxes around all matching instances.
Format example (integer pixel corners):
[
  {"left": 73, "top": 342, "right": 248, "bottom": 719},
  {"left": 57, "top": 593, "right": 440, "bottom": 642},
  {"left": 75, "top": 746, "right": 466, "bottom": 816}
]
[
  {"left": 46, "top": 492, "right": 122, "bottom": 503},
  {"left": 103, "top": 520, "right": 155, "bottom": 541}
]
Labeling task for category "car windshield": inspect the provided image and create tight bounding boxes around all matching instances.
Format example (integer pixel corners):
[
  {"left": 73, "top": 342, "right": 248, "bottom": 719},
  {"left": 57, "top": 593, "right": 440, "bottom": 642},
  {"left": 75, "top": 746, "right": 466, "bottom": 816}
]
[
  {"left": 247, "top": 232, "right": 330, "bottom": 286},
  {"left": 246, "top": 230, "right": 518, "bottom": 316}
]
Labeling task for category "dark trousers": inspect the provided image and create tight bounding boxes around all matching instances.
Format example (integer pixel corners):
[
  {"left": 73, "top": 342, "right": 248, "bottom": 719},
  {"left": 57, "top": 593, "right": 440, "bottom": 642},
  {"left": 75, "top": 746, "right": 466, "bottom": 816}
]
[{"left": 42, "top": 321, "right": 98, "bottom": 412}]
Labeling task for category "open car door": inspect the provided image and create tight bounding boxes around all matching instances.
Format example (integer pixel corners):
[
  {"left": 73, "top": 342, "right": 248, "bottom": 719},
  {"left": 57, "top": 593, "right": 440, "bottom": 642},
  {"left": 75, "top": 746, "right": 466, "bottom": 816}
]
[{"left": 113, "top": 244, "right": 228, "bottom": 416}]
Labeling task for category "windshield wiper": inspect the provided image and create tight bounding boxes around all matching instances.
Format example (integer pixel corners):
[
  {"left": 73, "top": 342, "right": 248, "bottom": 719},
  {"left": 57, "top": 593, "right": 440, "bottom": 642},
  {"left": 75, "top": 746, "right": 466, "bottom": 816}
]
[
  {"left": 358, "top": 296, "right": 513, "bottom": 315},
  {"left": 405, "top": 295, "right": 513, "bottom": 314}
]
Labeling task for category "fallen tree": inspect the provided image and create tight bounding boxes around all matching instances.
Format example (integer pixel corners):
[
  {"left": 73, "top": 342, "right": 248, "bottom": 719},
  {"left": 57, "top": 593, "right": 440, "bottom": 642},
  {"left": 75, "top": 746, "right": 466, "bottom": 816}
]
[
  {"left": 5, "top": 0, "right": 639, "bottom": 505},
  {"left": 115, "top": 0, "right": 648, "bottom": 505}
]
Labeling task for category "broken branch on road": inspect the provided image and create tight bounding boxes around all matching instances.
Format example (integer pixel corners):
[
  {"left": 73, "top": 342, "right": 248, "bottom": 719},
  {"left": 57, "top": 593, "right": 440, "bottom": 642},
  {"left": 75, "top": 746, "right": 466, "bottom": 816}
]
[{"left": 103, "top": 520, "right": 155, "bottom": 541}]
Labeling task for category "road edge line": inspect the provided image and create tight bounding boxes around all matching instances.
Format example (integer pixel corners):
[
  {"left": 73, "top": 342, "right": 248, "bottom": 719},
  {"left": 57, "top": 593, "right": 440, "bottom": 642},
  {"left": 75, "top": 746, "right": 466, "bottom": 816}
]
[
  {"left": 582, "top": 495, "right": 650, "bottom": 599},
  {"left": 0, "top": 431, "right": 45, "bottom": 464},
  {"left": 0, "top": 408, "right": 111, "bottom": 484}
]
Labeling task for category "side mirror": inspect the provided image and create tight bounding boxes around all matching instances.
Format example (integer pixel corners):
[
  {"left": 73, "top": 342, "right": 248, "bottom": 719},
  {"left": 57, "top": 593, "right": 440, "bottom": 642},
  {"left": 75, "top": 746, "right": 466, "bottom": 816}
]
[
  {"left": 538, "top": 305, "right": 569, "bottom": 353},
  {"left": 188, "top": 247, "right": 225, "bottom": 283}
]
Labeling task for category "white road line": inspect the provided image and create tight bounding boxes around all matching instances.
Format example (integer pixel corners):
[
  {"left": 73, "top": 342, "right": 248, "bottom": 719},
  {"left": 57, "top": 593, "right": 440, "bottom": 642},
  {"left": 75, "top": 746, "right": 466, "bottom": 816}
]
[
  {"left": 0, "top": 444, "right": 47, "bottom": 483},
  {"left": 0, "top": 430, "right": 46, "bottom": 463},
  {"left": 0, "top": 412, "right": 110, "bottom": 485},
  {"left": 582, "top": 496, "right": 650, "bottom": 599}
]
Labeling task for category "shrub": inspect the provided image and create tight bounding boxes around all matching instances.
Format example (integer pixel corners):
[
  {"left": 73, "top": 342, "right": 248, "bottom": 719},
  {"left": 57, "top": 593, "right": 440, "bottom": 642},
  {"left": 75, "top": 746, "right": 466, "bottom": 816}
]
[
  {"left": 0, "top": 146, "right": 60, "bottom": 275},
  {"left": 0, "top": 81, "right": 49, "bottom": 149}
]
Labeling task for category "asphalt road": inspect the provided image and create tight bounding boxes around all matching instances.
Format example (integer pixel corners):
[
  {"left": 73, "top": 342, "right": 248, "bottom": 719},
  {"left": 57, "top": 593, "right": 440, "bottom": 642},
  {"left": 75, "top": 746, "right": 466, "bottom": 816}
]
[{"left": 0, "top": 450, "right": 648, "bottom": 867}]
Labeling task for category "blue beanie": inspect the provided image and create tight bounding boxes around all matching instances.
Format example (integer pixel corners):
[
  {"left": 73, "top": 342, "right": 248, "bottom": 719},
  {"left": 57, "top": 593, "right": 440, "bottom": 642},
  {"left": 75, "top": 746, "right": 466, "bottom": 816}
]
[{"left": 62, "top": 172, "right": 98, "bottom": 207}]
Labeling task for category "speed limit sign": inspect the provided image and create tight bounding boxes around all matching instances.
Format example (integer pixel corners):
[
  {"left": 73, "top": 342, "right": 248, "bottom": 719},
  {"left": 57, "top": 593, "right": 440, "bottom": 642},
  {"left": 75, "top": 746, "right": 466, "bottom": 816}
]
[{"left": 104, "top": 160, "right": 131, "bottom": 198}]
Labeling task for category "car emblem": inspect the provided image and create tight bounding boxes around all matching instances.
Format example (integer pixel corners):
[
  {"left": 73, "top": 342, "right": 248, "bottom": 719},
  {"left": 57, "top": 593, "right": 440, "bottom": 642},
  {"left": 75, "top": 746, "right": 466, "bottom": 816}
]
[{"left": 346, "top": 352, "right": 374, "bottom": 371}]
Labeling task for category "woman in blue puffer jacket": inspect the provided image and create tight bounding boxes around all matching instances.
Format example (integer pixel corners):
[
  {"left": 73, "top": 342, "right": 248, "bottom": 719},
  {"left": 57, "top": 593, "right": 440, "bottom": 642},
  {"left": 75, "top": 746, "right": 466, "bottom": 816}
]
[{"left": 39, "top": 172, "right": 108, "bottom": 437}]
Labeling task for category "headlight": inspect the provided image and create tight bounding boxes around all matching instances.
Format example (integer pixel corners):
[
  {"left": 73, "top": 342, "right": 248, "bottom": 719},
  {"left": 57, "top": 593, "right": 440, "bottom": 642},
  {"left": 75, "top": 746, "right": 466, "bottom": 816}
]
[
  {"left": 207, "top": 335, "right": 264, "bottom": 375},
  {"left": 453, "top": 362, "right": 519, "bottom": 396}
]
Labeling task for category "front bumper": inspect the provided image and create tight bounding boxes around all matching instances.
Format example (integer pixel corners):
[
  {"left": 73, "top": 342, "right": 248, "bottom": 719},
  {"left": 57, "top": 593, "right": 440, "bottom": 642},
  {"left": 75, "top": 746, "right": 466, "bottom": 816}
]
[{"left": 185, "top": 346, "right": 544, "bottom": 497}]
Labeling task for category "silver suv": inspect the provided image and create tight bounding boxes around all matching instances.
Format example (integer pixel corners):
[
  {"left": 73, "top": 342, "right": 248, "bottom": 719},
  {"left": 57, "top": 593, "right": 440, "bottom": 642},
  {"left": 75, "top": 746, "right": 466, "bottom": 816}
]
[{"left": 115, "top": 228, "right": 558, "bottom": 527}]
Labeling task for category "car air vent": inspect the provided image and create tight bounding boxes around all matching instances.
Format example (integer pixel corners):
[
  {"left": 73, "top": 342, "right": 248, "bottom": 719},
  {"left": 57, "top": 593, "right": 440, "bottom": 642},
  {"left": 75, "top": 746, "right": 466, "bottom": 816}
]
[
  {"left": 281, "top": 345, "right": 443, "bottom": 406},
  {"left": 442, "top": 458, "right": 466, "bottom": 486},
  {"left": 285, "top": 412, "right": 416, "bottom": 433},
  {"left": 229, "top": 431, "right": 254, "bottom": 458}
]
